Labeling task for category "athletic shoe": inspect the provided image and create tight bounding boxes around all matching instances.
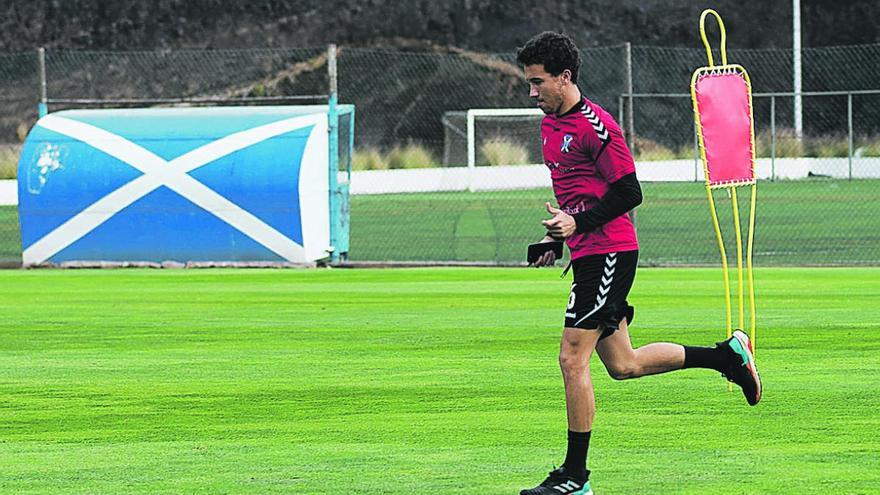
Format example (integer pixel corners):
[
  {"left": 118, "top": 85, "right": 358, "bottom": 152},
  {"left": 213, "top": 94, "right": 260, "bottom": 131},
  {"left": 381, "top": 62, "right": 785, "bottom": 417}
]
[
  {"left": 720, "top": 329, "right": 762, "bottom": 405},
  {"left": 520, "top": 467, "right": 593, "bottom": 495}
]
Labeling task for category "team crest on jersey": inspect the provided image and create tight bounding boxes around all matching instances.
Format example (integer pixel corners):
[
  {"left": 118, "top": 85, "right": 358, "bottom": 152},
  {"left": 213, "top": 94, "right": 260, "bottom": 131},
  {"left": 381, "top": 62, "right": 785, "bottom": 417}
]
[{"left": 561, "top": 134, "right": 573, "bottom": 153}]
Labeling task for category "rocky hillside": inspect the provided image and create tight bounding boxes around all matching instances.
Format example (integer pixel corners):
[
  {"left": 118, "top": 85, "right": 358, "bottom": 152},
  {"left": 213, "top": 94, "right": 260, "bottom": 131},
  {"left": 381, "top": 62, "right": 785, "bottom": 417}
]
[
  {"left": 2, "top": 0, "right": 879, "bottom": 152},
  {"left": 2, "top": 0, "right": 879, "bottom": 53}
]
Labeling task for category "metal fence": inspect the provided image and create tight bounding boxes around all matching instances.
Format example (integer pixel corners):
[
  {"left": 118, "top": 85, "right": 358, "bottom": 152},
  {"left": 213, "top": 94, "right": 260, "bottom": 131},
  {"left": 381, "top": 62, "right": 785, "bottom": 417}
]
[{"left": 2, "top": 43, "right": 880, "bottom": 266}]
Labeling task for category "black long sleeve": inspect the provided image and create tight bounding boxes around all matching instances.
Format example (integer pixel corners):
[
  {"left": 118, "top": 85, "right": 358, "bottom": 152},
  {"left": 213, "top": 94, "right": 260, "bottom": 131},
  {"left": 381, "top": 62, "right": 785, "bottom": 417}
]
[{"left": 572, "top": 172, "right": 643, "bottom": 234}]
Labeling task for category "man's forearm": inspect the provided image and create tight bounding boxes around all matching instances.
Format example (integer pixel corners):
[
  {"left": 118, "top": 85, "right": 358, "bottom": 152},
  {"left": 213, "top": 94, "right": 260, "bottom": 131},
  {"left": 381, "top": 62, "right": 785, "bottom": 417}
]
[{"left": 572, "top": 172, "right": 642, "bottom": 233}]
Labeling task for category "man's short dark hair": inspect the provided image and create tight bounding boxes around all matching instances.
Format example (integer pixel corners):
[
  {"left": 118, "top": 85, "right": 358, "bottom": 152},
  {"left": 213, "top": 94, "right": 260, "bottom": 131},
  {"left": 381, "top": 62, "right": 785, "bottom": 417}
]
[{"left": 516, "top": 31, "right": 581, "bottom": 83}]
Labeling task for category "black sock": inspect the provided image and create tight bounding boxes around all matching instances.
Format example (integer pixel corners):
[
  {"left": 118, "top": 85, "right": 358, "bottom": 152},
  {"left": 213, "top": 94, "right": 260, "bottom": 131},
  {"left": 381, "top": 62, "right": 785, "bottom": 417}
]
[
  {"left": 562, "top": 430, "right": 591, "bottom": 480},
  {"left": 683, "top": 344, "right": 729, "bottom": 372}
]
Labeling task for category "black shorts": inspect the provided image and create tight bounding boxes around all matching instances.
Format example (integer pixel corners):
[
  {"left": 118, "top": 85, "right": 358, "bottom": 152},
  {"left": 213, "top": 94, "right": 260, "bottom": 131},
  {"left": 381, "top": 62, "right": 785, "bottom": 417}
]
[{"left": 564, "top": 250, "right": 638, "bottom": 339}]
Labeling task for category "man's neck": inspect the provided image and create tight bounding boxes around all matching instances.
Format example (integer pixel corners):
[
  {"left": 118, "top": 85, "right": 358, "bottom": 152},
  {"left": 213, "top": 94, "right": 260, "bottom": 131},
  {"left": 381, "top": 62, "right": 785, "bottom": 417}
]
[{"left": 556, "top": 88, "right": 583, "bottom": 117}]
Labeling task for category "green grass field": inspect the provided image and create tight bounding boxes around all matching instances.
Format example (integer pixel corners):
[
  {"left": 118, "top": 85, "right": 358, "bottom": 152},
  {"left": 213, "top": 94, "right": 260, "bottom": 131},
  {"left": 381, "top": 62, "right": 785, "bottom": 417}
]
[
  {"left": 1, "top": 267, "right": 878, "bottom": 494},
  {"left": 3, "top": 179, "right": 880, "bottom": 266}
]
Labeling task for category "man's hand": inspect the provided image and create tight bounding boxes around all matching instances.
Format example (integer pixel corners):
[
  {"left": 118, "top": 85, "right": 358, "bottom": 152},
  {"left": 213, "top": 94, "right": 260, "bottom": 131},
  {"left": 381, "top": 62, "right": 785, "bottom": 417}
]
[
  {"left": 542, "top": 202, "right": 577, "bottom": 239},
  {"left": 531, "top": 235, "right": 559, "bottom": 267}
]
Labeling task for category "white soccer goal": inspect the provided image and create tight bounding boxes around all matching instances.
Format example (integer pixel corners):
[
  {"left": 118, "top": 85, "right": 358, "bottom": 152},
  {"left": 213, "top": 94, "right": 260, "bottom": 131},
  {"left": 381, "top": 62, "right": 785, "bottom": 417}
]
[
  {"left": 465, "top": 108, "right": 544, "bottom": 169},
  {"left": 436, "top": 108, "right": 548, "bottom": 192},
  {"left": 442, "top": 109, "right": 545, "bottom": 166}
]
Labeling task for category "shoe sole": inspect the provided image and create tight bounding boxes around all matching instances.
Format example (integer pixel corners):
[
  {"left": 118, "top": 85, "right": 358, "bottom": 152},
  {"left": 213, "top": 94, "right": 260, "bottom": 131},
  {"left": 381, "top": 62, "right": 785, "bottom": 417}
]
[
  {"left": 520, "top": 482, "right": 593, "bottom": 495},
  {"left": 732, "top": 330, "right": 762, "bottom": 405}
]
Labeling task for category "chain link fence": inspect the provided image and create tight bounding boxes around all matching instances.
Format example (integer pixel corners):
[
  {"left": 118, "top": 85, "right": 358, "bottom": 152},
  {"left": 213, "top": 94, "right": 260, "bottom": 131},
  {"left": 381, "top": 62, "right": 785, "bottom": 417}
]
[
  {"left": 43, "top": 48, "right": 329, "bottom": 106},
  {"left": 2, "top": 44, "right": 879, "bottom": 266},
  {"left": 0, "top": 51, "right": 37, "bottom": 264},
  {"left": 624, "top": 45, "right": 880, "bottom": 266}
]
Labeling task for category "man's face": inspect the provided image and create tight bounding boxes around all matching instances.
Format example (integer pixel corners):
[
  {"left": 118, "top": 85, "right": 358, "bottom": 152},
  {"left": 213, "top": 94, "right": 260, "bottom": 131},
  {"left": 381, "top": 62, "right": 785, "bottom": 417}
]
[{"left": 524, "top": 64, "right": 568, "bottom": 115}]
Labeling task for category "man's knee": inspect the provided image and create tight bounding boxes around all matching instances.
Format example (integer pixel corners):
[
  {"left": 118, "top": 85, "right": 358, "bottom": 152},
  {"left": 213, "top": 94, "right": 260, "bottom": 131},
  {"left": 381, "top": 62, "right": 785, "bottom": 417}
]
[
  {"left": 558, "top": 348, "right": 587, "bottom": 376},
  {"left": 559, "top": 328, "right": 600, "bottom": 376},
  {"left": 605, "top": 361, "right": 641, "bottom": 380}
]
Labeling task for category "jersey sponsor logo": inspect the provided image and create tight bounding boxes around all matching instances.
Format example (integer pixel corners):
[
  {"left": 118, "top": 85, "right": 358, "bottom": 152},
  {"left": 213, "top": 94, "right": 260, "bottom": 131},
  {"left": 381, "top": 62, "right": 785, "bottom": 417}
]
[
  {"left": 546, "top": 161, "right": 575, "bottom": 173},
  {"left": 581, "top": 103, "right": 610, "bottom": 142},
  {"left": 562, "top": 201, "right": 587, "bottom": 215},
  {"left": 561, "top": 134, "right": 573, "bottom": 153}
]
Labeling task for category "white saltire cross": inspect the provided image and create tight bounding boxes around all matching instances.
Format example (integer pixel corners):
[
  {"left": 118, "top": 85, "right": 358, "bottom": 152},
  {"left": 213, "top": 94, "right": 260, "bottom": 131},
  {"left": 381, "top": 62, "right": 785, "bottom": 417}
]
[{"left": 23, "top": 112, "right": 326, "bottom": 265}]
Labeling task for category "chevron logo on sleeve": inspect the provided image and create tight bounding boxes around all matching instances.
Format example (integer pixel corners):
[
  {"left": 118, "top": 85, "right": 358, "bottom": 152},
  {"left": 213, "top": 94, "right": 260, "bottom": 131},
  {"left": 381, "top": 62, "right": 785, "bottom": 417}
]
[{"left": 580, "top": 103, "right": 610, "bottom": 142}]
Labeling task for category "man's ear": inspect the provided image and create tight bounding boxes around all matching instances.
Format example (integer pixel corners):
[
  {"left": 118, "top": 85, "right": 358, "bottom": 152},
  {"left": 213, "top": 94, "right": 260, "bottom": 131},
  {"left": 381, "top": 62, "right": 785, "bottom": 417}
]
[{"left": 560, "top": 69, "right": 573, "bottom": 86}]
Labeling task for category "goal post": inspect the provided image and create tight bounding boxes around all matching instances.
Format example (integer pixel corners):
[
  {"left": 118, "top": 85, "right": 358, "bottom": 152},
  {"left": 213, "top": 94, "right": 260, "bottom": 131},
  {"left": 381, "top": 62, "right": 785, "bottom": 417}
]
[{"left": 463, "top": 108, "right": 544, "bottom": 191}]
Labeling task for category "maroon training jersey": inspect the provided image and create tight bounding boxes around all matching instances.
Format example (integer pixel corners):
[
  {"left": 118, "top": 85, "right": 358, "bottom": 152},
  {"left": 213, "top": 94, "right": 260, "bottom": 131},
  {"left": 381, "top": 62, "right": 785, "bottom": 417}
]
[{"left": 541, "top": 96, "right": 639, "bottom": 260}]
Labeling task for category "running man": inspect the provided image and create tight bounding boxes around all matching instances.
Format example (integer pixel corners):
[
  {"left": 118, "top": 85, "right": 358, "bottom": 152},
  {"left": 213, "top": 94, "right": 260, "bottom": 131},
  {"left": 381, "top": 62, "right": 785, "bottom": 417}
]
[{"left": 516, "top": 31, "right": 762, "bottom": 495}]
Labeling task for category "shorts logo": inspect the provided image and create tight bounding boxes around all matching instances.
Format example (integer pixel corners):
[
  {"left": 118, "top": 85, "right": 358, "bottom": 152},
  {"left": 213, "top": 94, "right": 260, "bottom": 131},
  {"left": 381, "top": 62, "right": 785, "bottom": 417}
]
[
  {"left": 561, "top": 134, "right": 573, "bottom": 153},
  {"left": 574, "top": 252, "right": 617, "bottom": 326}
]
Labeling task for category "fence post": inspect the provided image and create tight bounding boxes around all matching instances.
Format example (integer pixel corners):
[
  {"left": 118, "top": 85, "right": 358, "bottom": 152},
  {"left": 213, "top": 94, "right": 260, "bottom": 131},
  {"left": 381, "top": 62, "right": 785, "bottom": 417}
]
[
  {"left": 466, "top": 110, "right": 476, "bottom": 192},
  {"left": 793, "top": 0, "right": 803, "bottom": 140},
  {"left": 327, "top": 44, "right": 340, "bottom": 263},
  {"left": 624, "top": 42, "right": 634, "bottom": 145},
  {"left": 623, "top": 43, "right": 637, "bottom": 229},
  {"left": 847, "top": 92, "right": 853, "bottom": 181},
  {"left": 38, "top": 47, "right": 48, "bottom": 117},
  {"left": 770, "top": 95, "right": 776, "bottom": 181}
]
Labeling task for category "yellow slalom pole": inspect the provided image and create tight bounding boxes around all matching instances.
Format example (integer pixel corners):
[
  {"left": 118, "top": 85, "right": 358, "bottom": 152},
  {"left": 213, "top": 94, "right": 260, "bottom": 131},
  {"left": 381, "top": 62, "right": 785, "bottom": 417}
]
[
  {"left": 706, "top": 187, "right": 733, "bottom": 392},
  {"left": 706, "top": 187, "right": 733, "bottom": 341},
  {"left": 695, "top": 8, "right": 758, "bottom": 389},
  {"left": 731, "top": 187, "right": 745, "bottom": 331},
  {"left": 747, "top": 183, "right": 757, "bottom": 356},
  {"left": 700, "top": 9, "right": 728, "bottom": 67}
]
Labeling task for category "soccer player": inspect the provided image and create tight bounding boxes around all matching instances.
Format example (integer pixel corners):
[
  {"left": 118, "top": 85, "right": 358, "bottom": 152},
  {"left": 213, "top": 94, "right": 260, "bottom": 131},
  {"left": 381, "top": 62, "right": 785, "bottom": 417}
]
[{"left": 516, "top": 32, "right": 762, "bottom": 495}]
